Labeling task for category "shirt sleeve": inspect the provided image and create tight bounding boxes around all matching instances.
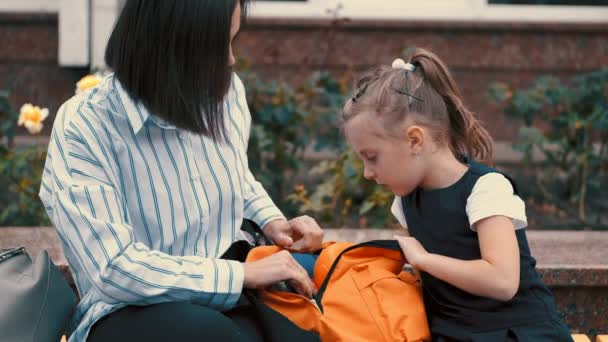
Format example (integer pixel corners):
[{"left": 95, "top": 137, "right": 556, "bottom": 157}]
[
  {"left": 232, "top": 74, "right": 285, "bottom": 229},
  {"left": 391, "top": 196, "right": 408, "bottom": 229},
  {"left": 466, "top": 172, "right": 527, "bottom": 231},
  {"left": 39, "top": 102, "right": 243, "bottom": 309}
]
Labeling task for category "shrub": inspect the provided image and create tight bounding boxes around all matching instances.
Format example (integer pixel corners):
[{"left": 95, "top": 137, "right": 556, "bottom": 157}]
[{"left": 489, "top": 69, "right": 608, "bottom": 227}]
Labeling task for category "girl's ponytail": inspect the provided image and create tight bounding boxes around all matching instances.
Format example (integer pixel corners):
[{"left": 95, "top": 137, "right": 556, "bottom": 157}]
[{"left": 410, "top": 49, "right": 494, "bottom": 165}]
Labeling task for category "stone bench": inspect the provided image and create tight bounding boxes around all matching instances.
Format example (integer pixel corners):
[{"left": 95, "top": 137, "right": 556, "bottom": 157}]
[{"left": 2, "top": 226, "right": 607, "bottom": 338}]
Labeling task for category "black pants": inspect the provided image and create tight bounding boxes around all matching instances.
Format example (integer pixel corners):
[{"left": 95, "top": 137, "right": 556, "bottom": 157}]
[
  {"left": 88, "top": 301, "right": 264, "bottom": 342},
  {"left": 88, "top": 237, "right": 320, "bottom": 342}
]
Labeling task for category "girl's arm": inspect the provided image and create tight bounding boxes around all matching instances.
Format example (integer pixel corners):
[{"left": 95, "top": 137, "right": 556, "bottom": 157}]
[{"left": 395, "top": 215, "right": 520, "bottom": 301}]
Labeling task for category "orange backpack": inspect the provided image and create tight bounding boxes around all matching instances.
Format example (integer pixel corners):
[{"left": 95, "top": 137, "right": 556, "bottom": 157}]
[{"left": 246, "top": 240, "right": 431, "bottom": 342}]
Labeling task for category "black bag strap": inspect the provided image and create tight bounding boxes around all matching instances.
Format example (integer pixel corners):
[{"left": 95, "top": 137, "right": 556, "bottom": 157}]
[
  {"left": 240, "top": 219, "right": 274, "bottom": 246},
  {"left": 220, "top": 219, "right": 273, "bottom": 261}
]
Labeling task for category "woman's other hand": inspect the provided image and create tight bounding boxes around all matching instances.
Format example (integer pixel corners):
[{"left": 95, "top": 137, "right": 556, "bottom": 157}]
[{"left": 264, "top": 216, "right": 324, "bottom": 252}]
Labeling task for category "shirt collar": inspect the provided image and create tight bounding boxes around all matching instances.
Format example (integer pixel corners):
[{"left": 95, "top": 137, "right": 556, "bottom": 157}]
[{"left": 112, "top": 75, "right": 177, "bottom": 134}]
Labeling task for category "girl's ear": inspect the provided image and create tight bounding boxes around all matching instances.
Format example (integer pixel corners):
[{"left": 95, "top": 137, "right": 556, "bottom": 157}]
[{"left": 405, "top": 125, "right": 425, "bottom": 154}]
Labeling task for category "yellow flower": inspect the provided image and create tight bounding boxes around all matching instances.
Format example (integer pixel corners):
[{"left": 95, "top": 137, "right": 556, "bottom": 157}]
[
  {"left": 271, "top": 95, "right": 282, "bottom": 106},
  {"left": 344, "top": 198, "right": 352, "bottom": 207},
  {"left": 18, "top": 103, "right": 49, "bottom": 135},
  {"left": 76, "top": 74, "right": 103, "bottom": 94}
]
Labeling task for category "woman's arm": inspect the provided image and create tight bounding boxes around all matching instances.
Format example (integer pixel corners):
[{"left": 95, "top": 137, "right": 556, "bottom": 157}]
[
  {"left": 395, "top": 215, "right": 520, "bottom": 301},
  {"left": 231, "top": 74, "right": 323, "bottom": 251},
  {"left": 42, "top": 102, "right": 244, "bottom": 309},
  {"left": 231, "top": 74, "right": 286, "bottom": 229}
]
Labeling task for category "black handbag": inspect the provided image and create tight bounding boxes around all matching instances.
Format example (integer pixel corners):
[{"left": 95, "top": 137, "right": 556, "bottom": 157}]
[{"left": 0, "top": 247, "right": 77, "bottom": 342}]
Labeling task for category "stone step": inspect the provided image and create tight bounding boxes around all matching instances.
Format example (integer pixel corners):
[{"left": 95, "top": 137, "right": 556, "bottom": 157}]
[
  {"left": 2, "top": 226, "right": 607, "bottom": 337},
  {"left": 11, "top": 135, "right": 549, "bottom": 164},
  {"left": 1, "top": 227, "right": 607, "bottom": 287}
]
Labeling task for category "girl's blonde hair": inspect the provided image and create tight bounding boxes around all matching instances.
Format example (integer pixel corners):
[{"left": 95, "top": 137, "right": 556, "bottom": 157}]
[{"left": 342, "top": 48, "right": 494, "bottom": 165}]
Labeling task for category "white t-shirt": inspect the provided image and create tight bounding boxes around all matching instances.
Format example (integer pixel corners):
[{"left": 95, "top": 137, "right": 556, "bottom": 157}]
[{"left": 391, "top": 172, "right": 527, "bottom": 231}]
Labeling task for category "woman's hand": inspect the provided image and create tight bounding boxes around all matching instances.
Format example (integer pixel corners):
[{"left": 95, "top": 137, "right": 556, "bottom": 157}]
[
  {"left": 264, "top": 216, "right": 324, "bottom": 252},
  {"left": 394, "top": 235, "right": 429, "bottom": 270},
  {"left": 242, "top": 250, "right": 315, "bottom": 298}
]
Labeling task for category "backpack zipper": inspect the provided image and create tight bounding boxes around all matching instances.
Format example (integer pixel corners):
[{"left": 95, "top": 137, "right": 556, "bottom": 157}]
[{"left": 315, "top": 240, "right": 402, "bottom": 312}]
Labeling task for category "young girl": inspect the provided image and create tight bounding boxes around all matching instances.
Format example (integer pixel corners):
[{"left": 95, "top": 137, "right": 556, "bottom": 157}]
[{"left": 342, "top": 48, "right": 573, "bottom": 341}]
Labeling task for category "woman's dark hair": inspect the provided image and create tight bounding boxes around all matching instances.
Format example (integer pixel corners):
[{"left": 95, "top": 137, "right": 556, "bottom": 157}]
[{"left": 105, "top": 0, "right": 249, "bottom": 141}]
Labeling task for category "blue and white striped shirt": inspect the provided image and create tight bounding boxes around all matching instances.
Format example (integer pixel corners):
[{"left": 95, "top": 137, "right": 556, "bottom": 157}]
[{"left": 39, "top": 73, "right": 284, "bottom": 341}]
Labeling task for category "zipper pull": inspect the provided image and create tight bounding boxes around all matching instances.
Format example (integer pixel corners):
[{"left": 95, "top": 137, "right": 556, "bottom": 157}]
[{"left": 309, "top": 298, "right": 321, "bottom": 312}]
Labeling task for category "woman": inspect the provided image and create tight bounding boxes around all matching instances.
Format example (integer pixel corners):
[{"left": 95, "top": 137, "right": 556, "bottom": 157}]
[{"left": 40, "top": 1, "right": 323, "bottom": 341}]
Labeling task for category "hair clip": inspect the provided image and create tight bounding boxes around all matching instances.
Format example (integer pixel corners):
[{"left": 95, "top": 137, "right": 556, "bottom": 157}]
[
  {"left": 392, "top": 88, "right": 424, "bottom": 102},
  {"left": 392, "top": 58, "right": 416, "bottom": 72},
  {"left": 351, "top": 83, "right": 369, "bottom": 103}
]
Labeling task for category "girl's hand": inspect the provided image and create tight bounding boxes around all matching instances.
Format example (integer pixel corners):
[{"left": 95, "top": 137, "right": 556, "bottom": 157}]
[
  {"left": 242, "top": 250, "right": 316, "bottom": 298},
  {"left": 394, "top": 235, "right": 429, "bottom": 269}
]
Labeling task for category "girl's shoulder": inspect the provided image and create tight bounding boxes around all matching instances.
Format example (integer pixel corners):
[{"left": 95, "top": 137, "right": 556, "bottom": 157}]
[
  {"left": 467, "top": 172, "right": 528, "bottom": 231},
  {"left": 466, "top": 159, "right": 519, "bottom": 196}
]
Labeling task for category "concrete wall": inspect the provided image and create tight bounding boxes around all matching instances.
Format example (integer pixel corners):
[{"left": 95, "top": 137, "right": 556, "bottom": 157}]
[
  {"left": 237, "top": 18, "right": 608, "bottom": 140},
  {"left": 1, "top": 14, "right": 607, "bottom": 141}
]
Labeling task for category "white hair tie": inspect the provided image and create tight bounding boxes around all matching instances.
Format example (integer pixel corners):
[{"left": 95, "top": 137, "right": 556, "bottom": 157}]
[{"left": 392, "top": 58, "right": 416, "bottom": 72}]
